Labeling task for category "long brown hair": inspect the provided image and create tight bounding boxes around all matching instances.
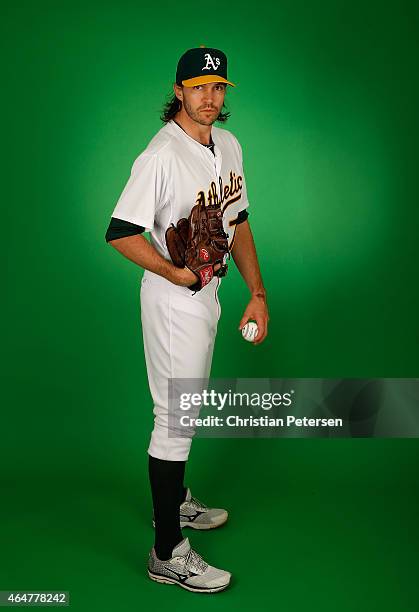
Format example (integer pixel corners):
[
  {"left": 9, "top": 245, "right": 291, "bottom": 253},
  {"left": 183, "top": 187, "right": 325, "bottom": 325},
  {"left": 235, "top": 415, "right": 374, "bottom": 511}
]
[{"left": 160, "top": 90, "right": 231, "bottom": 124}]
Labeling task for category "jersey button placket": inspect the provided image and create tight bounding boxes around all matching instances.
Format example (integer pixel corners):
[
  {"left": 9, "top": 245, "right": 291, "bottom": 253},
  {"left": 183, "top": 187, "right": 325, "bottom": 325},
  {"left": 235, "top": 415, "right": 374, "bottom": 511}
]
[
  {"left": 213, "top": 146, "right": 222, "bottom": 184},
  {"left": 213, "top": 145, "right": 225, "bottom": 321}
]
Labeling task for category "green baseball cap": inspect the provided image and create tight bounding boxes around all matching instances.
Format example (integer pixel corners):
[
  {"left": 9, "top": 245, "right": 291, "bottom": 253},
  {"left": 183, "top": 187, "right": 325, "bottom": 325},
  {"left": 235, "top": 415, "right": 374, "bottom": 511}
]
[{"left": 176, "top": 46, "right": 236, "bottom": 87}]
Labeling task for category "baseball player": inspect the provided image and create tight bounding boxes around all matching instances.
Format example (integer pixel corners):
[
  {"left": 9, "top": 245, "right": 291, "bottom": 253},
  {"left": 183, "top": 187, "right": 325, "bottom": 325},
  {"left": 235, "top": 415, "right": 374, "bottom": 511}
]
[{"left": 105, "top": 46, "right": 269, "bottom": 593}]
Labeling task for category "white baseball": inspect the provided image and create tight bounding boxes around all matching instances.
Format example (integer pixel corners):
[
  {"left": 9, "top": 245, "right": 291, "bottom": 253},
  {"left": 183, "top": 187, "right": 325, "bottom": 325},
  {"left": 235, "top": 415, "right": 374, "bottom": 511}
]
[{"left": 241, "top": 321, "right": 258, "bottom": 342}]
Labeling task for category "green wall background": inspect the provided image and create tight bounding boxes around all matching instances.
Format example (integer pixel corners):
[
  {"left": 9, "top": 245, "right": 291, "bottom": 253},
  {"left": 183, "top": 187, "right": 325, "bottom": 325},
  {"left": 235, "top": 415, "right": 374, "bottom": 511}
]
[{"left": 2, "top": 0, "right": 419, "bottom": 610}]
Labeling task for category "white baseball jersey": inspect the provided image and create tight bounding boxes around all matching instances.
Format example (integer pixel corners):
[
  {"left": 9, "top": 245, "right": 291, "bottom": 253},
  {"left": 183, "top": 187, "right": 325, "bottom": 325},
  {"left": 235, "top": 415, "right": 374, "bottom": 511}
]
[
  {"left": 111, "top": 119, "right": 250, "bottom": 255},
  {"left": 109, "top": 118, "right": 251, "bottom": 461}
]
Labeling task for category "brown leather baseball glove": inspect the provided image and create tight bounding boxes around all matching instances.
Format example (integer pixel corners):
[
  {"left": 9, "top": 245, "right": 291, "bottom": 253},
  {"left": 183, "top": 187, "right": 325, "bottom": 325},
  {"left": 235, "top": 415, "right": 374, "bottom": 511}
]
[{"left": 165, "top": 200, "right": 230, "bottom": 292}]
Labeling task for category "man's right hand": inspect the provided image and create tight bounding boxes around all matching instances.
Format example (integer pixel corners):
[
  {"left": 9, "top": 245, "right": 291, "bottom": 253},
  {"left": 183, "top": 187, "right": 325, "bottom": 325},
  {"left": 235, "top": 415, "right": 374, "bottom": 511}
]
[
  {"left": 172, "top": 264, "right": 222, "bottom": 287},
  {"left": 172, "top": 266, "right": 199, "bottom": 287},
  {"left": 108, "top": 235, "right": 221, "bottom": 287}
]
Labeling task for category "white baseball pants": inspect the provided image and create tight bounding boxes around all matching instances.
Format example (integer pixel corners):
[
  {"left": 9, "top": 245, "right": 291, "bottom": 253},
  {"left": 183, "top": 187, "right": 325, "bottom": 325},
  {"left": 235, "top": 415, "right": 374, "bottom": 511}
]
[{"left": 140, "top": 269, "right": 221, "bottom": 461}]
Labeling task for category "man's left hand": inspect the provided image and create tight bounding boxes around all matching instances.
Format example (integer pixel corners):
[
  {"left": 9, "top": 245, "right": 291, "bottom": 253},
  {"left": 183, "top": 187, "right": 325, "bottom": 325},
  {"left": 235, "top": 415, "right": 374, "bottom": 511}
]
[{"left": 238, "top": 293, "right": 269, "bottom": 345}]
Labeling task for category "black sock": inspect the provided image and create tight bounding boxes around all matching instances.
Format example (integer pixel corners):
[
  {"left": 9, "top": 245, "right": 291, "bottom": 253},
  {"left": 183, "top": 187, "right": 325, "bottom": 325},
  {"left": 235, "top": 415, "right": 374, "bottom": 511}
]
[{"left": 148, "top": 454, "right": 186, "bottom": 560}]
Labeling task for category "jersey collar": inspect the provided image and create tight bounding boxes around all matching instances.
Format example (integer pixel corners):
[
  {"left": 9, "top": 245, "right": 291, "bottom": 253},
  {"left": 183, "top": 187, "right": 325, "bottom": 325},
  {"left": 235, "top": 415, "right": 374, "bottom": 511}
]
[
  {"left": 169, "top": 120, "right": 215, "bottom": 151},
  {"left": 168, "top": 120, "right": 222, "bottom": 174}
]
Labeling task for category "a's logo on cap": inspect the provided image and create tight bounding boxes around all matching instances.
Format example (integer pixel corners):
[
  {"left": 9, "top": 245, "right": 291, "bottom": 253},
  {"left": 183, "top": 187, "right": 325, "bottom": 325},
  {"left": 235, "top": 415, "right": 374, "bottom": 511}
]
[{"left": 202, "top": 53, "right": 220, "bottom": 72}]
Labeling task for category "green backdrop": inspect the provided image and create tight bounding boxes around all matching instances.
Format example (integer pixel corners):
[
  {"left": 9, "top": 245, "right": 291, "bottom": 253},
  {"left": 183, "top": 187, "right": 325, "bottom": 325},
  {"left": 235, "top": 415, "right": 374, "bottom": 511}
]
[{"left": 2, "top": 0, "right": 418, "bottom": 610}]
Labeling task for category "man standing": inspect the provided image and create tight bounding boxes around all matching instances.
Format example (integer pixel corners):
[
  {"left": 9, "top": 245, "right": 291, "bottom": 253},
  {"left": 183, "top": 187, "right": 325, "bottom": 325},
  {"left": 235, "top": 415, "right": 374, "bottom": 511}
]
[{"left": 105, "top": 46, "right": 269, "bottom": 593}]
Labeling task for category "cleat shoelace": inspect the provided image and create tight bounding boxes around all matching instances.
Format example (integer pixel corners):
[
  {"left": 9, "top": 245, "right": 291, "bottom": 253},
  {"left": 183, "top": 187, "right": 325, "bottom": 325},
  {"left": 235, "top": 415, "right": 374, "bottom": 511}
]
[
  {"left": 183, "top": 548, "right": 208, "bottom": 574},
  {"left": 188, "top": 495, "right": 208, "bottom": 511}
]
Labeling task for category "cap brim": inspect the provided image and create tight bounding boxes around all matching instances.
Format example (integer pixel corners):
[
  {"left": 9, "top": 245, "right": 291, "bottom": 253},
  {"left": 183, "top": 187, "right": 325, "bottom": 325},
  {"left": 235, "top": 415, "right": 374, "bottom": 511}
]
[{"left": 182, "top": 75, "right": 235, "bottom": 87}]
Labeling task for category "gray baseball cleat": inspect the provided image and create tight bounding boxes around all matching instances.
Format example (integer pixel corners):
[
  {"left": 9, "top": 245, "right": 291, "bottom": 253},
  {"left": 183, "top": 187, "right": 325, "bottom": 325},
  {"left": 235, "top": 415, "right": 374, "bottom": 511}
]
[
  {"left": 152, "top": 488, "right": 228, "bottom": 530},
  {"left": 148, "top": 537, "right": 231, "bottom": 593}
]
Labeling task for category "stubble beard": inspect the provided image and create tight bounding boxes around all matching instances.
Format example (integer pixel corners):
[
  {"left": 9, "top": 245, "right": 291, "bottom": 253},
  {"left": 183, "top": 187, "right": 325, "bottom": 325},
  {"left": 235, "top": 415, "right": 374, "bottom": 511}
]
[{"left": 182, "top": 98, "right": 220, "bottom": 126}]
